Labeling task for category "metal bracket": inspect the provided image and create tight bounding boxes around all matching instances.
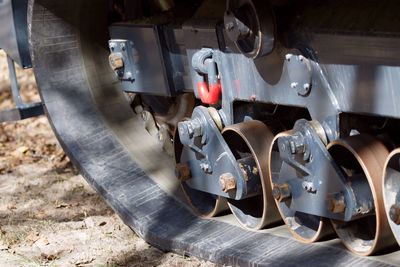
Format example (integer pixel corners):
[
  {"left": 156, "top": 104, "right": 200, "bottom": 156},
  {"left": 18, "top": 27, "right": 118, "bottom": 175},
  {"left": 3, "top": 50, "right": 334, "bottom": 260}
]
[
  {"left": 177, "top": 106, "right": 261, "bottom": 200},
  {"left": 276, "top": 119, "right": 374, "bottom": 221},
  {"left": 0, "top": 55, "right": 43, "bottom": 123}
]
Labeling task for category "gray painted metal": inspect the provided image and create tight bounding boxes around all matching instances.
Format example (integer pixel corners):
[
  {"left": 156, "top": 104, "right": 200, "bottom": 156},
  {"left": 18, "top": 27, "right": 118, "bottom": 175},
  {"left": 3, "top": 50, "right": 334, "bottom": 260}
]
[
  {"left": 0, "top": 55, "right": 43, "bottom": 122},
  {"left": 109, "top": 24, "right": 191, "bottom": 96},
  {"left": 0, "top": 103, "right": 43, "bottom": 122},
  {"left": 177, "top": 106, "right": 260, "bottom": 200},
  {"left": 276, "top": 120, "right": 374, "bottom": 221}
]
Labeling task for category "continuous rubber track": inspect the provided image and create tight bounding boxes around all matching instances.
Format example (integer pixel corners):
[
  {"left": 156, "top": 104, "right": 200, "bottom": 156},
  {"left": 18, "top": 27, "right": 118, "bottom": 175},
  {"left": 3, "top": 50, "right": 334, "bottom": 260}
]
[{"left": 28, "top": 0, "right": 400, "bottom": 266}]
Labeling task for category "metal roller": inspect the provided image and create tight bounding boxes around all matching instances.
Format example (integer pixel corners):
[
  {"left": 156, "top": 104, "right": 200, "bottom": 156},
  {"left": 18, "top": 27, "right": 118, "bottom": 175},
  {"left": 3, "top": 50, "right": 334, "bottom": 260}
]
[
  {"left": 382, "top": 149, "right": 400, "bottom": 247},
  {"left": 222, "top": 120, "right": 281, "bottom": 230},
  {"left": 328, "top": 135, "right": 397, "bottom": 256},
  {"left": 268, "top": 131, "right": 333, "bottom": 243}
]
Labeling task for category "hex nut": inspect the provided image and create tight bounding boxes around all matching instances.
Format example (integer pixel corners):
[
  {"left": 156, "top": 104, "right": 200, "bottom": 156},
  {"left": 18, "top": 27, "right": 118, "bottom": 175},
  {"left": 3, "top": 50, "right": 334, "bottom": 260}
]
[
  {"left": 272, "top": 183, "right": 291, "bottom": 202},
  {"left": 328, "top": 193, "right": 346, "bottom": 213},
  {"left": 109, "top": 53, "right": 124, "bottom": 71},
  {"left": 389, "top": 204, "right": 400, "bottom": 225},
  {"left": 219, "top": 173, "right": 237, "bottom": 192},
  {"left": 175, "top": 163, "right": 191, "bottom": 181}
]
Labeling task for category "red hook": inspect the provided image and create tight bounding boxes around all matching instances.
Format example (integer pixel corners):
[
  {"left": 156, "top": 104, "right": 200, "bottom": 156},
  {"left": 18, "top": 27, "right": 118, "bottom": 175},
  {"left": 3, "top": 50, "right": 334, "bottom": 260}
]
[{"left": 197, "top": 80, "right": 222, "bottom": 105}]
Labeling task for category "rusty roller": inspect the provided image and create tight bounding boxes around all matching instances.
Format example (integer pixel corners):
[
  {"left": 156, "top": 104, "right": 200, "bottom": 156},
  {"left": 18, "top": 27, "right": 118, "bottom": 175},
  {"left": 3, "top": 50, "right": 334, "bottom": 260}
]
[
  {"left": 328, "top": 135, "right": 397, "bottom": 256},
  {"left": 268, "top": 131, "right": 333, "bottom": 243},
  {"left": 221, "top": 120, "right": 281, "bottom": 230}
]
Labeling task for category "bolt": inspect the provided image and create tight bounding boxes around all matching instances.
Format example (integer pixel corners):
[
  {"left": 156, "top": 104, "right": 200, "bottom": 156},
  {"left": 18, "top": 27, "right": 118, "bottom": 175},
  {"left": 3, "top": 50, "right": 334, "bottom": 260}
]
[
  {"left": 120, "top": 42, "right": 126, "bottom": 51},
  {"left": 280, "top": 143, "right": 286, "bottom": 152},
  {"left": 302, "top": 181, "right": 316, "bottom": 194},
  {"left": 109, "top": 42, "right": 116, "bottom": 51},
  {"left": 290, "top": 82, "right": 298, "bottom": 89},
  {"left": 108, "top": 53, "right": 124, "bottom": 71},
  {"left": 328, "top": 193, "right": 346, "bottom": 213},
  {"left": 178, "top": 122, "right": 191, "bottom": 139},
  {"left": 134, "top": 105, "right": 144, "bottom": 114},
  {"left": 219, "top": 173, "right": 236, "bottom": 193},
  {"left": 297, "top": 83, "right": 311, "bottom": 96},
  {"left": 199, "top": 163, "right": 212, "bottom": 174},
  {"left": 178, "top": 120, "right": 202, "bottom": 139},
  {"left": 288, "top": 134, "right": 305, "bottom": 154},
  {"left": 389, "top": 204, "right": 400, "bottom": 225},
  {"left": 141, "top": 111, "right": 149, "bottom": 121},
  {"left": 289, "top": 140, "right": 296, "bottom": 154},
  {"left": 272, "top": 183, "right": 291, "bottom": 202},
  {"left": 226, "top": 22, "right": 235, "bottom": 32},
  {"left": 224, "top": 13, "right": 251, "bottom": 40},
  {"left": 175, "top": 163, "right": 191, "bottom": 181},
  {"left": 285, "top": 54, "right": 293, "bottom": 61},
  {"left": 125, "top": 71, "right": 134, "bottom": 81}
]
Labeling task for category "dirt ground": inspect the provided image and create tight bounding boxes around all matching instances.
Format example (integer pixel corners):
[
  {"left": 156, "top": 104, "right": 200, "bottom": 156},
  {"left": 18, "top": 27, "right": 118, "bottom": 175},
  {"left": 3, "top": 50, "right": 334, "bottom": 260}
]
[{"left": 0, "top": 51, "right": 216, "bottom": 266}]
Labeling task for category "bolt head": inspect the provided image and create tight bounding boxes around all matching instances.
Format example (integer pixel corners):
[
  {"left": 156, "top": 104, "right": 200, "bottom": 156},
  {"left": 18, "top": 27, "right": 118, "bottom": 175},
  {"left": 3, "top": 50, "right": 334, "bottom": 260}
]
[
  {"left": 290, "top": 82, "right": 298, "bottom": 89},
  {"left": 272, "top": 183, "right": 291, "bottom": 202},
  {"left": 272, "top": 186, "right": 282, "bottom": 200},
  {"left": 141, "top": 111, "right": 149, "bottom": 121},
  {"left": 199, "top": 163, "right": 212, "bottom": 173},
  {"left": 219, "top": 173, "right": 236, "bottom": 193},
  {"left": 178, "top": 122, "right": 190, "bottom": 138},
  {"left": 390, "top": 204, "right": 400, "bottom": 225},
  {"left": 285, "top": 54, "right": 293, "bottom": 61},
  {"left": 328, "top": 194, "right": 346, "bottom": 213},
  {"left": 279, "top": 142, "right": 286, "bottom": 152},
  {"left": 226, "top": 22, "right": 235, "bottom": 31},
  {"left": 109, "top": 53, "right": 124, "bottom": 71},
  {"left": 175, "top": 163, "right": 191, "bottom": 181}
]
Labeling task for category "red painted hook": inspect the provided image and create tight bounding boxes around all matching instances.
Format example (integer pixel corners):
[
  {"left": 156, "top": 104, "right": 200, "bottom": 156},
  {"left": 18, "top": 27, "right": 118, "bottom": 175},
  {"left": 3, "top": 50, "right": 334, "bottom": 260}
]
[{"left": 197, "top": 80, "right": 222, "bottom": 105}]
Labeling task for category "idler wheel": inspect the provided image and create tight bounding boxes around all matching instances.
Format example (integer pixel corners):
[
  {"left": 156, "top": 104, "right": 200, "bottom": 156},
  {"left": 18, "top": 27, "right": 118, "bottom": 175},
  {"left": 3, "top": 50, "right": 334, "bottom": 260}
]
[
  {"left": 222, "top": 120, "right": 281, "bottom": 230},
  {"left": 383, "top": 148, "right": 400, "bottom": 246},
  {"left": 328, "top": 135, "right": 397, "bottom": 256},
  {"left": 174, "top": 124, "right": 228, "bottom": 218},
  {"left": 268, "top": 131, "right": 333, "bottom": 243}
]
